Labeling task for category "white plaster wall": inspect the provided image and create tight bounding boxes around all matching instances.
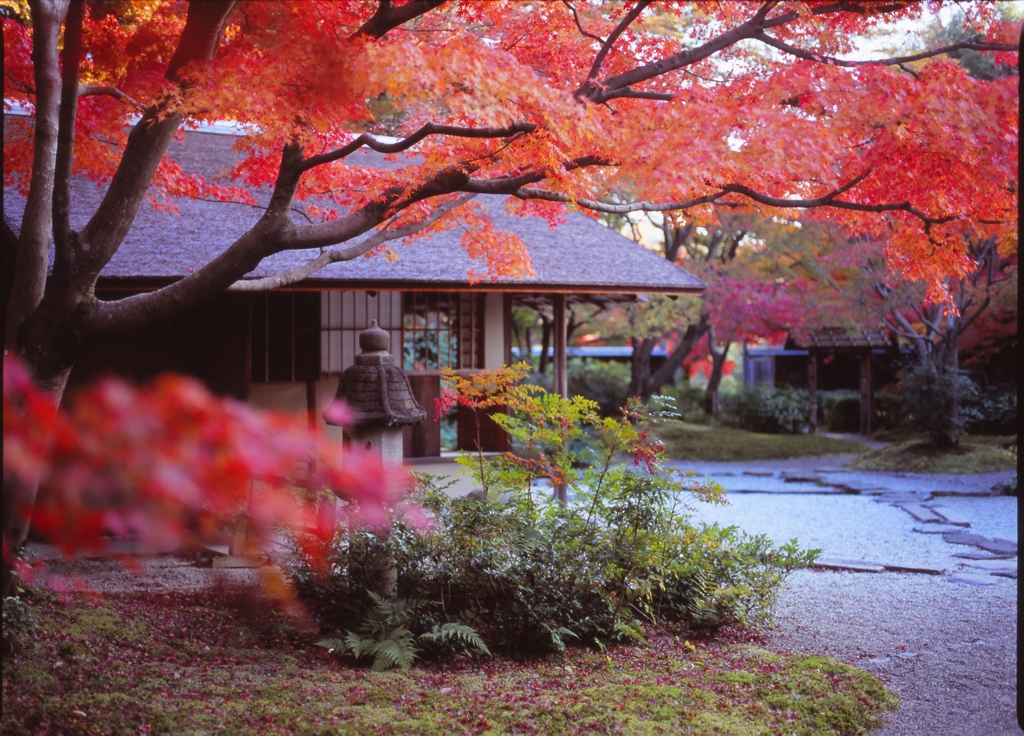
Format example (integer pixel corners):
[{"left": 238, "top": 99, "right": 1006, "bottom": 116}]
[
  {"left": 248, "top": 378, "right": 346, "bottom": 445},
  {"left": 483, "top": 292, "right": 505, "bottom": 369}
]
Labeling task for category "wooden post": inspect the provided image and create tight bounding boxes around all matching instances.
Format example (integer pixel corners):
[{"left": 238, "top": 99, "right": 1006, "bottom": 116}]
[
  {"left": 503, "top": 293, "right": 513, "bottom": 366},
  {"left": 552, "top": 293, "right": 568, "bottom": 505},
  {"left": 552, "top": 293, "right": 567, "bottom": 398},
  {"left": 808, "top": 351, "right": 818, "bottom": 434},
  {"left": 859, "top": 350, "right": 873, "bottom": 436}
]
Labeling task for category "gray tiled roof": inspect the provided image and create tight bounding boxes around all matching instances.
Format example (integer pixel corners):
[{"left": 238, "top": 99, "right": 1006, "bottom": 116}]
[{"left": 3, "top": 124, "right": 704, "bottom": 294}]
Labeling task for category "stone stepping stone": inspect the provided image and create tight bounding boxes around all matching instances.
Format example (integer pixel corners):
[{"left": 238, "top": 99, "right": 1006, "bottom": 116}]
[
  {"left": 942, "top": 532, "right": 1018, "bottom": 556},
  {"left": 780, "top": 473, "right": 824, "bottom": 483},
  {"left": 211, "top": 555, "right": 264, "bottom": 569},
  {"left": 927, "top": 506, "right": 971, "bottom": 527},
  {"left": 953, "top": 550, "right": 1016, "bottom": 560},
  {"left": 992, "top": 570, "right": 1017, "bottom": 579},
  {"left": 948, "top": 572, "right": 998, "bottom": 586},
  {"left": 913, "top": 524, "right": 969, "bottom": 534},
  {"left": 931, "top": 489, "right": 994, "bottom": 498},
  {"left": 814, "top": 557, "right": 886, "bottom": 573},
  {"left": 959, "top": 559, "right": 1017, "bottom": 572},
  {"left": 881, "top": 563, "right": 946, "bottom": 575},
  {"left": 901, "top": 504, "right": 945, "bottom": 523},
  {"left": 742, "top": 471, "right": 773, "bottom": 477}
]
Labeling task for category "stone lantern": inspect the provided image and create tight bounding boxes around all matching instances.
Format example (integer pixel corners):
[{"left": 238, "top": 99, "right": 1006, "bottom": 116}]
[
  {"left": 324, "top": 320, "right": 424, "bottom": 601},
  {"left": 324, "top": 320, "right": 426, "bottom": 462}
]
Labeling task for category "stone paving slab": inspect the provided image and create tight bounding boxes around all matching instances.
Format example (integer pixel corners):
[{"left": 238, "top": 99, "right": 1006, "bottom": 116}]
[
  {"left": 881, "top": 563, "right": 946, "bottom": 575},
  {"left": 901, "top": 504, "right": 945, "bottom": 523},
  {"left": 952, "top": 550, "right": 1017, "bottom": 560},
  {"left": 930, "top": 489, "right": 995, "bottom": 497},
  {"left": 948, "top": 572, "right": 999, "bottom": 586},
  {"left": 926, "top": 505, "right": 971, "bottom": 527},
  {"left": 942, "top": 532, "right": 1017, "bottom": 556},
  {"left": 913, "top": 524, "right": 970, "bottom": 534},
  {"left": 814, "top": 557, "right": 886, "bottom": 573},
  {"left": 958, "top": 559, "right": 1017, "bottom": 572}
]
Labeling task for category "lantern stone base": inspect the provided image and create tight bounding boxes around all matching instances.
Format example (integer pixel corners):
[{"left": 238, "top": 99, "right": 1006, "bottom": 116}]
[{"left": 345, "top": 426, "right": 405, "bottom": 465}]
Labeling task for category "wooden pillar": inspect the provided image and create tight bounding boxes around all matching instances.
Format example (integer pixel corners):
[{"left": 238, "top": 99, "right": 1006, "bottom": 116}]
[
  {"left": 503, "top": 293, "right": 513, "bottom": 366},
  {"left": 859, "top": 350, "right": 873, "bottom": 436},
  {"left": 552, "top": 292, "right": 568, "bottom": 505},
  {"left": 808, "top": 351, "right": 818, "bottom": 434},
  {"left": 552, "top": 293, "right": 568, "bottom": 398}
]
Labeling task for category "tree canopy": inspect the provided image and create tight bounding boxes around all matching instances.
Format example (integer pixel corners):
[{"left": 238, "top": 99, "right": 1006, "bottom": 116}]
[{"left": 3, "top": 0, "right": 1019, "bottom": 393}]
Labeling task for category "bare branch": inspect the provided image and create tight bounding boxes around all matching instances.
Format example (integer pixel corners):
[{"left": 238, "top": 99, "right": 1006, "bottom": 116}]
[
  {"left": 582, "top": 0, "right": 652, "bottom": 85},
  {"left": 754, "top": 30, "right": 1019, "bottom": 68},
  {"left": 6, "top": 0, "right": 68, "bottom": 351},
  {"left": 229, "top": 194, "right": 477, "bottom": 292},
  {"left": 353, "top": 0, "right": 448, "bottom": 40},
  {"left": 53, "top": 0, "right": 84, "bottom": 257},
  {"left": 601, "top": 88, "right": 674, "bottom": 102},
  {"left": 299, "top": 121, "right": 538, "bottom": 172},
  {"left": 78, "top": 85, "right": 142, "bottom": 108},
  {"left": 719, "top": 177, "right": 956, "bottom": 226},
  {"left": 511, "top": 187, "right": 729, "bottom": 214},
  {"left": 591, "top": 1, "right": 933, "bottom": 104},
  {"left": 561, "top": 0, "right": 605, "bottom": 44}
]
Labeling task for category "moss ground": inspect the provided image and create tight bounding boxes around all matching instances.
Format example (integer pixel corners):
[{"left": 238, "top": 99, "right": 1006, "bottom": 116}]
[
  {"left": 846, "top": 435, "right": 1015, "bottom": 474},
  {"left": 657, "top": 424, "right": 870, "bottom": 462},
  {"left": 2, "top": 585, "right": 898, "bottom": 736}
]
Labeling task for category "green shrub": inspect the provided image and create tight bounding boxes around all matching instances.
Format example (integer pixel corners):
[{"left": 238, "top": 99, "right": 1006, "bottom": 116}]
[
  {"left": 289, "top": 379, "right": 818, "bottom": 659},
  {"left": 2, "top": 596, "right": 38, "bottom": 654},
  {"left": 898, "top": 363, "right": 980, "bottom": 445},
  {"left": 657, "top": 383, "right": 713, "bottom": 425},
  {"left": 962, "top": 386, "right": 1017, "bottom": 435},
  {"left": 818, "top": 390, "right": 860, "bottom": 432},
  {"left": 728, "top": 384, "right": 812, "bottom": 434},
  {"left": 530, "top": 358, "right": 633, "bottom": 417},
  {"left": 873, "top": 393, "right": 903, "bottom": 431}
]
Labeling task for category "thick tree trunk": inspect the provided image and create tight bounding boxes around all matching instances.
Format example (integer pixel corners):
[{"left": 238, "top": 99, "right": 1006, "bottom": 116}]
[
  {"left": 703, "top": 336, "right": 731, "bottom": 418},
  {"left": 627, "top": 337, "right": 656, "bottom": 400},
  {"left": 628, "top": 318, "right": 708, "bottom": 402},
  {"left": 538, "top": 314, "right": 552, "bottom": 376}
]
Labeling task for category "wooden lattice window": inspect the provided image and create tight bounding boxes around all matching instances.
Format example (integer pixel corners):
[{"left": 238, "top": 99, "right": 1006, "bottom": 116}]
[
  {"left": 402, "top": 292, "right": 484, "bottom": 371},
  {"left": 320, "top": 291, "right": 403, "bottom": 375}
]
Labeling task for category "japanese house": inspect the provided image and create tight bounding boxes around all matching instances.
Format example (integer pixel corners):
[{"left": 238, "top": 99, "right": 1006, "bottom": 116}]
[{"left": 4, "top": 118, "right": 704, "bottom": 461}]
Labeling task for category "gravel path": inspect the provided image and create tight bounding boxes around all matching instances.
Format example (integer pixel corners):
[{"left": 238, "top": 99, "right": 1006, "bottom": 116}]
[{"left": 679, "top": 459, "right": 1019, "bottom": 735}]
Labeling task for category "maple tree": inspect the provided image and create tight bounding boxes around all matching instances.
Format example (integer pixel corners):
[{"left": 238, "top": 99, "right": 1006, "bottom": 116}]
[
  {"left": 3, "top": 355, "right": 412, "bottom": 588},
  {"left": 1, "top": 0, "right": 1018, "bottom": 589}
]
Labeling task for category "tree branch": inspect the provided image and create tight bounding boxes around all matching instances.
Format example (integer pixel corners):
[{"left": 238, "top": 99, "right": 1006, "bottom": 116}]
[
  {"left": 510, "top": 188, "right": 728, "bottom": 213},
  {"left": 561, "top": 0, "right": 605, "bottom": 44},
  {"left": 228, "top": 193, "right": 476, "bottom": 292},
  {"left": 77, "top": 1, "right": 240, "bottom": 286},
  {"left": 600, "top": 88, "right": 674, "bottom": 102},
  {"left": 6, "top": 0, "right": 69, "bottom": 351},
  {"left": 77, "top": 85, "right": 142, "bottom": 108},
  {"left": 52, "top": 0, "right": 84, "bottom": 268},
  {"left": 299, "top": 121, "right": 538, "bottom": 172},
  {"left": 580, "top": 0, "right": 652, "bottom": 91},
  {"left": 754, "top": 30, "right": 1019, "bottom": 68},
  {"left": 353, "top": 0, "right": 448, "bottom": 40}
]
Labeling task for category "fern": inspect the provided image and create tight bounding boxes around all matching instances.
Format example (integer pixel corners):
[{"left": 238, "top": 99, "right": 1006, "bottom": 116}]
[
  {"left": 315, "top": 637, "right": 348, "bottom": 655},
  {"left": 319, "top": 594, "right": 490, "bottom": 672},
  {"left": 420, "top": 622, "right": 491, "bottom": 657},
  {"left": 543, "top": 625, "right": 579, "bottom": 652},
  {"left": 368, "top": 627, "right": 419, "bottom": 672}
]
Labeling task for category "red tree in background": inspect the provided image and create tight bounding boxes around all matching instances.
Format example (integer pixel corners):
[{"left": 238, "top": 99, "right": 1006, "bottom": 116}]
[{"left": 2, "top": 0, "right": 1018, "bottom": 590}]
